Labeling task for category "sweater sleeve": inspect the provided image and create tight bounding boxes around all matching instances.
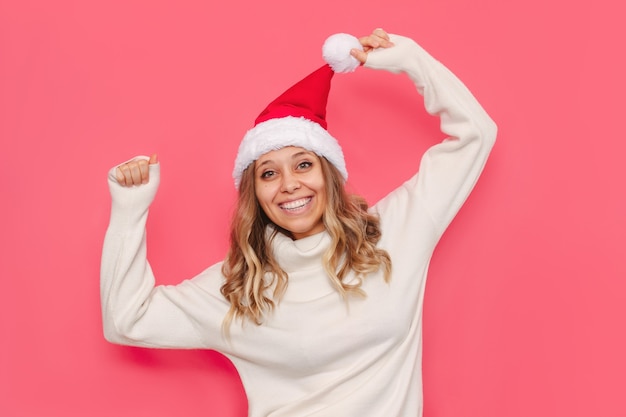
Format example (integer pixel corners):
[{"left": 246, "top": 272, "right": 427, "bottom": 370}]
[
  {"left": 100, "top": 161, "right": 228, "bottom": 349},
  {"left": 366, "top": 34, "right": 497, "bottom": 242}
]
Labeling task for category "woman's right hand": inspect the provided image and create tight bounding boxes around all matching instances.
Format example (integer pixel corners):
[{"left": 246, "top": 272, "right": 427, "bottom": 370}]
[
  {"left": 115, "top": 153, "right": 159, "bottom": 187},
  {"left": 350, "top": 28, "right": 394, "bottom": 64}
]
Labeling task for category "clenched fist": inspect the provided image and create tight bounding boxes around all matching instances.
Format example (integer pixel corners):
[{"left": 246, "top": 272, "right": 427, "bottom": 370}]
[{"left": 115, "top": 154, "right": 159, "bottom": 187}]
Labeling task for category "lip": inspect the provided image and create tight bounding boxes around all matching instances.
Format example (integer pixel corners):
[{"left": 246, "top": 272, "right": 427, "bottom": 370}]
[{"left": 278, "top": 197, "right": 313, "bottom": 213}]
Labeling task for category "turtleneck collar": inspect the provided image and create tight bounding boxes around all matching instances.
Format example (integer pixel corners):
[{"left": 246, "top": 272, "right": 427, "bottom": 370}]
[
  {"left": 266, "top": 226, "right": 340, "bottom": 302},
  {"left": 268, "top": 226, "right": 331, "bottom": 274}
]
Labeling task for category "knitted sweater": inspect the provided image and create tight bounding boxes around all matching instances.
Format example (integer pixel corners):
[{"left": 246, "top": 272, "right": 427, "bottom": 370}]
[{"left": 101, "top": 34, "right": 497, "bottom": 417}]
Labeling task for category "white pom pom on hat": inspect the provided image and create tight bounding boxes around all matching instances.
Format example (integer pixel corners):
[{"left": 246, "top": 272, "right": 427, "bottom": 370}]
[
  {"left": 232, "top": 33, "right": 363, "bottom": 189},
  {"left": 322, "top": 33, "right": 363, "bottom": 73}
]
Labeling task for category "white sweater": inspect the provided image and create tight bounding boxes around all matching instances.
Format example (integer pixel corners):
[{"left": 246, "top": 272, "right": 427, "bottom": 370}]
[{"left": 101, "top": 34, "right": 497, "bottom": 417}]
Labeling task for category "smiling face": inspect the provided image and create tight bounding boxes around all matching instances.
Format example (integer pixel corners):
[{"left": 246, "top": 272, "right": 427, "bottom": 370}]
[{"left": 254, "top": 146, "right": 327, "bottom": 240}]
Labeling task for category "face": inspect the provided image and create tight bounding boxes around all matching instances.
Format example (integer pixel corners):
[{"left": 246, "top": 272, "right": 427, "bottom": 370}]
[{"left": 254, "top": 146, "right": 327, "bottom": 240}]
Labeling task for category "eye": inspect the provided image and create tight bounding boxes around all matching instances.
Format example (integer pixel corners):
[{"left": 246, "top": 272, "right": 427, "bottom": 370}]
[
  {"left": 260, "top": 170, "right": 276, "bottom": 179},
  {"left": 297, "top": 161, "right": 312, "bottom": 170}
]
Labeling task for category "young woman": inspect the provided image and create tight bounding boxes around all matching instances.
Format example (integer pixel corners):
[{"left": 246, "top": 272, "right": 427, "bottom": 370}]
[{"left": 102, "top": 29, "right": 497, "bottom": 416}]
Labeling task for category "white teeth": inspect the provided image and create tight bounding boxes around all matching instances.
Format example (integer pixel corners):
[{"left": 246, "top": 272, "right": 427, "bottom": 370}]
[{"left": 280, "top": 198, "right": 311, "bottom": 210}]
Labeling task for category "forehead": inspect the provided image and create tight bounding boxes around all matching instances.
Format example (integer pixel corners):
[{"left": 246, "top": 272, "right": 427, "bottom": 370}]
[{"left": 256, "top": 146, "right": 319, "bottom": 164}]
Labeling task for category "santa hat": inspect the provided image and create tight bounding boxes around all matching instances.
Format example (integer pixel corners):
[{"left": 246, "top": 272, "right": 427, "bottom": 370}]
[{"left": 232, "top": 33, "right": 363, "bottom": 189}]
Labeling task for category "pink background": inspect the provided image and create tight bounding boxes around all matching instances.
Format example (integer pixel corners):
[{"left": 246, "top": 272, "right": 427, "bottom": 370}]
[{"left": 1, "top": 0, "right": 624, "bottom": 416}]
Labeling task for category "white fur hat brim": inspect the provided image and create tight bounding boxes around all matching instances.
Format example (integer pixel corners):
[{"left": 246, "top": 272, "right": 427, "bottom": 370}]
[{"left": 232, "top": 116, "right": 347, "bottom": 189}]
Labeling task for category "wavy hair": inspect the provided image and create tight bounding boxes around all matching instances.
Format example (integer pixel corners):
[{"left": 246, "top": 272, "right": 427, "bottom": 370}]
[{"left": 220, "top": 156, "right": 391, "bottom": 333}]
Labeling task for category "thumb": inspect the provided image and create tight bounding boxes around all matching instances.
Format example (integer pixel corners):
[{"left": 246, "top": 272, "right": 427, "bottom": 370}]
[
  {"left": 350, "top": 48, "right": 367, "bottom": 64},
  {"left": 149, "top": 153, "right": 158, "bottom": 165}
]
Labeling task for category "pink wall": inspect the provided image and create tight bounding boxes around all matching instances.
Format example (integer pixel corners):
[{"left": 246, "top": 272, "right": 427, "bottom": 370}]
[{"left": 1, "top": 0, "right": 624, "bottom": 416}]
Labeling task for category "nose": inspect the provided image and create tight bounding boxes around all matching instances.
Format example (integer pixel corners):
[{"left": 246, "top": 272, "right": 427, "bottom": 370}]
[{"left": 280, "top": 172, "right": 301, "bottom": 193}]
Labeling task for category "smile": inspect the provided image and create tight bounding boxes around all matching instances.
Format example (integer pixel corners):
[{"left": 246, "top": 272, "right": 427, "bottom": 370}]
[{"left": 279, "top": 197, "right": 312, "bottom": 211}]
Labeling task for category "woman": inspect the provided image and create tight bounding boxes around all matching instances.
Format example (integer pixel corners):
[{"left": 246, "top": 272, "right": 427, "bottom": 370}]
[{"left": 102, "top": 28, "right": 497, "bottom": 416}]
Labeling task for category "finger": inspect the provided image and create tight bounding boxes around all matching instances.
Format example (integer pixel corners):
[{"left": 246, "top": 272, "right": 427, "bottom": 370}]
[
  {"left": 115, "top": 167, "right": 127, "bottom": 186},
  {"left": 128, "top": 161, "right": 143, "bottom": 185},
  {"left": 138, "top": 159, "right": 150, "bottom": 184},
  {"left": 359, "top": 35, "right": 393, "bottom": 52},
  {"left": 373, "top": 28, "right": 389, "bottom": 40},
  {"left": 359, "top": 35, "right": 380, "bottom": 49},
  {"left": 149, "top": 153, "right": 158, "bottom": 165},
  {"left": 350, "top": 48, "right": 368, "bottom": 64},
  {"left": 369, "top": 28, "right": 393, "bottom": 48},
  {"left": 370, "top": 33, "right": 393, "bottom": 48},
  {"left": 118, "top": 164, "right": 133, "bottom": 186}
]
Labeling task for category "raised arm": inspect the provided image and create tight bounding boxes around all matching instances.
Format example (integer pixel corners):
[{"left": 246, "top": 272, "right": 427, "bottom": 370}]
[
  {"left": 357, "top": 31, "right": 497, "bottom": 238},
  {"left": 100, "top": 156, "right": 225, "bottom": 349}
]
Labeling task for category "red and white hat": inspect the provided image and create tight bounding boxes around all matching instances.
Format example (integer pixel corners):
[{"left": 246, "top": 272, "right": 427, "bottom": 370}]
[{"left": 232, "top": 33, "right": 363, "bottom": 188}]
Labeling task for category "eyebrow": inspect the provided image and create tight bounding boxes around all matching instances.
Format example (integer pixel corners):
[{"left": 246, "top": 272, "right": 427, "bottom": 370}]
[{"left": 256, "top": 151, "right": 315, "bottom": 170}]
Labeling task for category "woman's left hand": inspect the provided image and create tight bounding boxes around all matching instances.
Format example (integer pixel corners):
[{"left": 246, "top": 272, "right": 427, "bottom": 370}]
[{"left": 350, "top": 28, "right": 394, "bottom": 64}]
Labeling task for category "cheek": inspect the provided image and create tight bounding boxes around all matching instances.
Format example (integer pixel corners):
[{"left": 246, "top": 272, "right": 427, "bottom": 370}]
[
  {"left": 312, "top": 176, "right": 327, "bottom": 195},
  {"left": 255, "top": 183, "right": 276, "bottom": 206},
  {"left": 308, "top": 167, "right": 326, "bottom": 191},
  {"left": 318, "top": 189, "right": 328, "bottom": 209}
]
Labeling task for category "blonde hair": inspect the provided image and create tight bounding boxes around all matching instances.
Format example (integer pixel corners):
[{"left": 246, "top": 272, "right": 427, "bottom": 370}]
[{"left": 220, "top": 157, "right": 391, "bottom": 333}]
